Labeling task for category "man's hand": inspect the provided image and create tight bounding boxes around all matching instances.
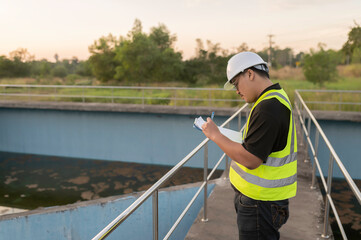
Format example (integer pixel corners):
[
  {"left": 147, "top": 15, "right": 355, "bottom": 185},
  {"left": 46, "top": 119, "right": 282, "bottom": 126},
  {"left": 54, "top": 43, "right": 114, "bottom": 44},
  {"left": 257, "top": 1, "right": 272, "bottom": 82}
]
[
  {"left": 202, "top": 117, "right": 263, "bottom": 170},
  {"left": 202, "top": 117, "right": 221, "bottom": 141}
]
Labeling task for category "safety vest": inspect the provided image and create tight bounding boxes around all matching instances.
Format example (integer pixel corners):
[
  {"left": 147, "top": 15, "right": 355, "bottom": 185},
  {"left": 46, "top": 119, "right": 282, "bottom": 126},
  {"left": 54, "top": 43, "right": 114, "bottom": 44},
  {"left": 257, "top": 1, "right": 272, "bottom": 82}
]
[{"left": 229, "top": 88, "right": 297, "bottom": 201}]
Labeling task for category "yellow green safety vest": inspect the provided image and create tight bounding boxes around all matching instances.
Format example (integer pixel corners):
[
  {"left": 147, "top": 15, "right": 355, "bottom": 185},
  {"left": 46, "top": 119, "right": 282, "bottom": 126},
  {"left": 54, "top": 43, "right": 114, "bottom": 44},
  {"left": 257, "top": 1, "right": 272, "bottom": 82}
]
[{"left": 229, "top": 88, "right": 297, "bottom": 201}]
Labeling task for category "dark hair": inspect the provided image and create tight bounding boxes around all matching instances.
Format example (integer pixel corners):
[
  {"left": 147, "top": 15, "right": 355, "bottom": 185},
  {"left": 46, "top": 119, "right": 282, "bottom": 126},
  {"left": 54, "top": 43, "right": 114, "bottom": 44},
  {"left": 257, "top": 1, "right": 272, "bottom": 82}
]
[
  {"left": 248, "top": 67, "right": 270, "bottom": 79},
  {"left": 236, "top": 67, "right": 270, "bottom": 80}
]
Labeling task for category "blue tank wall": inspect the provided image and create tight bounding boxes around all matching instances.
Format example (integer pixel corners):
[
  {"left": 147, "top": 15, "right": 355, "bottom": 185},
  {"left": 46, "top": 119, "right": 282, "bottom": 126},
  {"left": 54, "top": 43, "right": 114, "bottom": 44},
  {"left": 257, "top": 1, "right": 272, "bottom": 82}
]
[
  {"left": 1, "top": 107, "right": 359, "bottom": 179},
  {"left": 308, "top": 120, "right": 361, "bottom": 179},
  {"left": 0, "top": 183, "right": 215, "bottom": 240},
  {"left": 0, "top": 108, "right": 241, "bottom": 169}
]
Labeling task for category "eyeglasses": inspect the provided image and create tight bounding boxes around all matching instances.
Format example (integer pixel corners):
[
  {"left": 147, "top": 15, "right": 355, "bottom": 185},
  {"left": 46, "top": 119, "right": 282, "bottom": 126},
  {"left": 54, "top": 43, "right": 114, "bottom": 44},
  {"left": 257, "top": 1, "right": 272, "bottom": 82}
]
[{"left": 230, "top": 76, "right": 239, "bottom": 88}]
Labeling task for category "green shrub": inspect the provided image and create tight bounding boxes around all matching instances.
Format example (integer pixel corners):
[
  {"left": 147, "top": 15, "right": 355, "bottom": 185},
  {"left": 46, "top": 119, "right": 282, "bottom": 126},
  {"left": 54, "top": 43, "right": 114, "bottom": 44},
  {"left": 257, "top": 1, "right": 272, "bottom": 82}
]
[{"left": 303, "top": 46, "right": 339, "bottom": 87}]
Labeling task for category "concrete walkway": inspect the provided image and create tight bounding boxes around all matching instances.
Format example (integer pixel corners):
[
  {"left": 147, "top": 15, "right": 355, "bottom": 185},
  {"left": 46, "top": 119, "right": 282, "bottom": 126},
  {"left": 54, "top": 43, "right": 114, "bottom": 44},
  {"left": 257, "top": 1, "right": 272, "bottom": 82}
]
[{"left": 186, "top": 119, "right": 333, "bottom": 240}]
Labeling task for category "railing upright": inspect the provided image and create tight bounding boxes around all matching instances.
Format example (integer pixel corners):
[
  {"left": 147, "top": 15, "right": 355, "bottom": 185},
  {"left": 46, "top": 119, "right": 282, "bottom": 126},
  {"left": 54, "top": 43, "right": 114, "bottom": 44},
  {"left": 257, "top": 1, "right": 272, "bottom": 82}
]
[
  {"left": 311, "top": 129, "right": 319, "bottom": 190},
  {"left": 152, "top": 190, "right": 159, "bottom": 240},
  {"left": 142, "top": 89, "right": 145, "bottom": 106},
  {"left": 202, "top": 143, "right": 208, "bottom": 222},
  {"left": 82, "top": 87, "right": 85, "bottom": 103},
  {"left": 322, "top": 153, "right": 334, "bottom": 239},
  {"left": 224, "top": 123, "right": 231, "bottom": 173},
  {"left": 305, "top": 117, "right": 311, "bottom": 162},
  {"left": 27, "top": 85, "right": 30, "bottom": 101}
]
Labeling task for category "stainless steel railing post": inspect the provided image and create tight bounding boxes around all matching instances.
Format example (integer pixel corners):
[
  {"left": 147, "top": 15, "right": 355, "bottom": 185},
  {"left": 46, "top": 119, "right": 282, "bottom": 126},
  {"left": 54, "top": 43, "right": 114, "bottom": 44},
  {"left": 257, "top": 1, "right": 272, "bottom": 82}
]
[
  {"left": 311, "top": 129, "right": 319, "bottom": 190},
  {"left": 322, "top": 153, "right": 334, "bottom": 239},
  {"left": 174, "top": 89, "right": 177, "bottom": 107},
  {"left": 82, "top": 87, "right": 85, "bottom": 103},
  {"left": 224, "top": 123, "right": 231, "bottom": 172},
  {"left": 142, "top": 89, "right": 145, "bottom": 106},
  {"left": 305, "top": 117, "right": 311, "bottom": 162},
  {"left": 54, "top": 87, "right": 58, "bottom": 102},
  {"left": 202, "top": 142, "right": 209, "bottom": 222},
  {"left": 302, "top": 105, "right": 307, "bottom": 144},
  {"left": 152, "top": 190, "right": 158, "bottom": 240},
  {"left": 208, "top": 89, "right": 211, "bottom": 107}
]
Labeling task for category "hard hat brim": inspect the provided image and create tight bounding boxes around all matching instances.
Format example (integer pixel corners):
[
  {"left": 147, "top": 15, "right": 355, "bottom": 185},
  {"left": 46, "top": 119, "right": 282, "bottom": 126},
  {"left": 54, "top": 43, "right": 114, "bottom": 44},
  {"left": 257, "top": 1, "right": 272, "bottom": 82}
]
[{"left": 224, "top": 80, "right": 235, "bottom": 90}]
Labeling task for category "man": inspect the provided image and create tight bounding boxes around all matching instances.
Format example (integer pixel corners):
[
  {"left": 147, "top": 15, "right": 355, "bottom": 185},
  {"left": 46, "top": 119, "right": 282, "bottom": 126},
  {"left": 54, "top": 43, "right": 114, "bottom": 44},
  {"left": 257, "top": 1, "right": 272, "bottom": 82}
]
[{"left": 201, "top": 52, "right": 297, "bottom": 240}]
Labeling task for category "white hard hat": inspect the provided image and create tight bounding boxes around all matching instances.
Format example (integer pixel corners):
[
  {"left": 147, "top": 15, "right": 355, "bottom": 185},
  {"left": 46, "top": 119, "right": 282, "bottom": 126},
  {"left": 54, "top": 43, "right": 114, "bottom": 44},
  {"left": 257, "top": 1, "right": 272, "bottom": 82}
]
[{"left": 224, "top": 52, "right": 268, "bottom": 90}]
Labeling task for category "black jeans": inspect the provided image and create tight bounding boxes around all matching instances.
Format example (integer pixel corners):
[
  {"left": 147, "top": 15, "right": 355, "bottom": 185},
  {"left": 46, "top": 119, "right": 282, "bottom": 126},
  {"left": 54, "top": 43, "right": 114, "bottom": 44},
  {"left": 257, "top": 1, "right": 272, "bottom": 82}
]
[{"left": 234, "top": 191, "right": 289, "bottom": 240}]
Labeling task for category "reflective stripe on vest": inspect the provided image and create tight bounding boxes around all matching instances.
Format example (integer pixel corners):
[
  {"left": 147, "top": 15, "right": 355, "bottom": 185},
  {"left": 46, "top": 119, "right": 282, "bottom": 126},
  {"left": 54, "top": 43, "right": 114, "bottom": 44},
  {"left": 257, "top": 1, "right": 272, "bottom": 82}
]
[
  {"left": 230, "top": 161, "right": 297, "bottom": 188},
  {"left": 230, "top": 88, "right": 297, "bottom": 201}
]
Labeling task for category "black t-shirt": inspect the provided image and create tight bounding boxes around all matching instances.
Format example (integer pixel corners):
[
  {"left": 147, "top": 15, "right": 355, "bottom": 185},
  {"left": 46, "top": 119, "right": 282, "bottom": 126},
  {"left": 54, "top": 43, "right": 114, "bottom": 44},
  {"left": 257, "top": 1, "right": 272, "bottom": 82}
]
[{"left": 242, "top": 83, "right": 290, "bottom": 162}]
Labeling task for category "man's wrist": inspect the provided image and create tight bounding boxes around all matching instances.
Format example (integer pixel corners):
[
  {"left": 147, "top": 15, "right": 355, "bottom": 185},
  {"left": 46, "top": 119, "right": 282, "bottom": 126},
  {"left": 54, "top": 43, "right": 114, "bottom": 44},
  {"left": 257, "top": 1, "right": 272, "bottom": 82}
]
[{"left": 211, "top": 131, "right": 223, "bottom": 143}]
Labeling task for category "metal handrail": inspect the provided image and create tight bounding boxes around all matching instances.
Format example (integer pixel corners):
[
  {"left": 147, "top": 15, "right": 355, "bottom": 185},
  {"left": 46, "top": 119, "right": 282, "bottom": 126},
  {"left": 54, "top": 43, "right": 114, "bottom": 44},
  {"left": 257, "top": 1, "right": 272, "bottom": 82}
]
[
  {"left": 0, "top": 84, "right": 242, "bottom": 107},
  {"left": 296, "top": 89, "right": 361, "bottom": 112},
  {"left": 0, "top": 92, "right": 241, "bottom": 103},
  {"left": 297, "top": 89, "right": 361, "bottom": 93},
  {"left": 92, "top": 103, "right": 249, "bottom": 240},
  {"left": 294, "top": 90, "right": 361, "bottom": 239},
  {"left": 1, "top": 85, "right": 360, "bottom": 111},
  {"left": 0, "top": 84, "right": 229, "bottom": 91}
]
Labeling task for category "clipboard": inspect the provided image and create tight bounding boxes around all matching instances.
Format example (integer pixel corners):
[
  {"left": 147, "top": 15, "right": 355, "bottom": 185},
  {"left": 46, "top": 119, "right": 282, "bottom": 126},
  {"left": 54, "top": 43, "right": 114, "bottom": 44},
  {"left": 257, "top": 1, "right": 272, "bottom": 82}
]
[{"left": 193, "top": 116, "right": 243, "bottom": 143}]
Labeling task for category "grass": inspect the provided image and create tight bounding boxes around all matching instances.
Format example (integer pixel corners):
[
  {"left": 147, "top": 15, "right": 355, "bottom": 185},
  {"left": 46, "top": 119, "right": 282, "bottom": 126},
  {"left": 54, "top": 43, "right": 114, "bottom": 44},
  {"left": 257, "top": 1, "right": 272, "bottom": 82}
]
[
  {"left": 0, "top": 68, "right": 360, "bottom": 111},
  {"left": 274, "top": 77, "right": 361, "bottom": 111}
]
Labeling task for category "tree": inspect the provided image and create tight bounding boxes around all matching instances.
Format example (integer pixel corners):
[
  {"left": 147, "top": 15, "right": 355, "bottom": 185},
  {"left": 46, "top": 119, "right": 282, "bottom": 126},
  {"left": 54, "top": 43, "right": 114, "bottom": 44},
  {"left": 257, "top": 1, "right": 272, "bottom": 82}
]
[
  {"left": 294, "top": 52, "right": 305, "bottom": 67},
  {"left": 30, "top": 59, "right": 52, "bottom": 78},
  {"left": 302, "top": 44, "right": 339, "bottom": 87},
  {"left": 114, "top": 19, "right": 183, "bottom": 84},
  {"left": 236, "top": 43, "right": 250, "bottom": 53},
  {"left": 183, "top": 39, "right": 228, "bottom": 85},
  {"left": 351, "top": 47, "right": 361, "bottom": 63},
  {"left": 342, "top": 21, "right": 361, "bottom": 64},
  {"left": 274, "top": 48, "right": 293, "bottom": 67},
  {"left": 88, "top": 34, "right": 119, "bottom": 82},
  {"left": 75, "top": 60, "right": 92, "bottom": 76},
  {"left": 4, "top": 48, "right": 33, "bottom": 77},
  {"left": 0, "top": 56, "right": 14, "bottom": 77},
  {"left": 0, "top": 54, "right": 31, "bottom": 78},
  {"left": 149, "top": 23, "right": 177, "bottom": 50},
  {"left": 9, "top": 48, "right": 34, "bottom": 62},
  {"left": 114, "top": 21, "right": 156, "bottom": 83},
  {"left": 51, "top": 65, "right": 67, "bottom": 78}
]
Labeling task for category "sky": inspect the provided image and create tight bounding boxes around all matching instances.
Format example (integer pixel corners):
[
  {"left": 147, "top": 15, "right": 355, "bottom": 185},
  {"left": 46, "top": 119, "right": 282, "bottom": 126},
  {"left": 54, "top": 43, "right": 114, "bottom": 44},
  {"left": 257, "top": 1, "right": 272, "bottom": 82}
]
[{"left": 1, "top": 0, "right": 361, "bottom": 61}]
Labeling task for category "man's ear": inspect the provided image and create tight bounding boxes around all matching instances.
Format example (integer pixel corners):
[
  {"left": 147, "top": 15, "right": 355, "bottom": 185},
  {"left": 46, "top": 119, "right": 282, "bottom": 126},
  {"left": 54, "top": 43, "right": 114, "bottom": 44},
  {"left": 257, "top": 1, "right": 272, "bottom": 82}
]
[{"left": 248, "top": 69, "right": 255, "bottom": 81}]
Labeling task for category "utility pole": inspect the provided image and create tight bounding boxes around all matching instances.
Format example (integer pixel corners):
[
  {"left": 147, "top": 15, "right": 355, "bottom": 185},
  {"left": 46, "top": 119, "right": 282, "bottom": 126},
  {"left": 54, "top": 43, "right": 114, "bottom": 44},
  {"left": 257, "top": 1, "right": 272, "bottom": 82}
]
[{"left": 267, "top": 34, "right": 274, "bottom": 67}]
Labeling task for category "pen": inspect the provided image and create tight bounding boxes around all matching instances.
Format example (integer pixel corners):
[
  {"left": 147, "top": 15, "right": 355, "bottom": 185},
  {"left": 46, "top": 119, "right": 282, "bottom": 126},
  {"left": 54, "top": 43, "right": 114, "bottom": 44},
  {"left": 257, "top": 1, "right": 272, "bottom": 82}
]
[{"left": 211, "top": 112, "right": 214, "bottom": 120}]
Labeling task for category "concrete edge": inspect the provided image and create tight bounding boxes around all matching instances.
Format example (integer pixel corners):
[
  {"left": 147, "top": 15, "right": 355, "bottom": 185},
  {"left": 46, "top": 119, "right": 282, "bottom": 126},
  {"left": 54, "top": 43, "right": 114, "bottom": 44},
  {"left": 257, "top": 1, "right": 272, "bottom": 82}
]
[
  {"left": 311, "top": 110, "right": 361, "bottom": 122},
  {"left": 0, "top": 179, "right": 218, "bottom": 221},
  {"left": 1, "top": 100, "right": 360, "bottom": 122},
  {"left": 0, "top": 100, "right": 241, "bottom": 116}
]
